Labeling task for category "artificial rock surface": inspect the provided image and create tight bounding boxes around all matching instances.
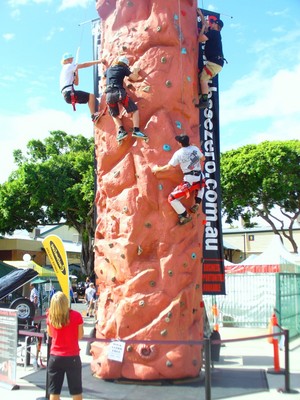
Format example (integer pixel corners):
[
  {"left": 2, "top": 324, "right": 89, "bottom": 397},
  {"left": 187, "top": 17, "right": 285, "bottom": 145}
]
[{"left": 92, "top": 0, "right": 205, "bottom": 380}]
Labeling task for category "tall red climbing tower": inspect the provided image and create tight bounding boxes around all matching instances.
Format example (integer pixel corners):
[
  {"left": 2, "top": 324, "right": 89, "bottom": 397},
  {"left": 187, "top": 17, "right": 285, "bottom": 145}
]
[{"left": 92, "top": 0, "right": 205, "bottom": 380}]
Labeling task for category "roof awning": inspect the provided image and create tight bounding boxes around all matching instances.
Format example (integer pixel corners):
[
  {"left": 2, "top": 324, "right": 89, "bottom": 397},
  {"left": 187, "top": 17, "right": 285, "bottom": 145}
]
[
  {"left": 4, "top": 260, "right": 56, "bottom": 278},
  {"left": 223, "top": 240, "right": 241, "bottom": 251}
]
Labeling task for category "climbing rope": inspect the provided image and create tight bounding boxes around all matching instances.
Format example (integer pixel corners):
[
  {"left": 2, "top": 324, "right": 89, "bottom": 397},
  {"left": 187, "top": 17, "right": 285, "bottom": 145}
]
[{"left": 177, "top": 0, "right": 184, "bottom": 106}]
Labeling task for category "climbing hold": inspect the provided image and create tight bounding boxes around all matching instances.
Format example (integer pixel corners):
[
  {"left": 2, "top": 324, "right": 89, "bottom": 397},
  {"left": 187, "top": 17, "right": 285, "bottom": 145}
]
[
  {"left": 192, "top": 359, "right": 198, "bottom": 366},
  {"left": 174, "top": 14, "right": 179, "bottom": 20},
  {"left": 149, "top": 280, "right": 156, "bottom": 287},
  {"left": 175, "top": 121, "right": 182, "bottom": 129},
  {"left": 191, "top": 253, "right": 197, "bottom": 259},
  {"left": 127, "top": 345, "right": 133, "bottom": 352},
  {"left": 160, "top": 329, "right": 168, "bottom": 336},
  {"left": 161, "top": 56, "right": 167, "bottom": 63},
  {"left": 158, "top": 184, "right": 163, "bottom": 190},
  {"left": 165, "top": 317, "right": 171, "bottom": 323},
  {"left": 195, "top": 283, "right": 200, "bottom": 289},
  {"left": 167, "top": 311, "right": 172, "bottom": 318},
  {"left": 181, "top": 48, "right": 187, "bottom": 54},
  {"left": 187, "top": 76, "right": 191, "bottom": 82},
  {"left": 163, "top": 144, "right": 171, "bottom": 152},
  {"left": 183, "top": 262, "right": 188, "bottom": 267},
  {"left": 142, "top": 86, "right": 151, "bottom": 92},
  {"left": 168, "top": 270, "right": 173, "bottom": 277},
  {"left": 105, "top": 258, "right": 110, "bottom": 263},
  {"left": 123, "top": 206, "right": 128, "bottom": 213},
  {"left": 138, "top": 344, "right": 157, "bottom": 360},
  {"left": 181, "top": 10, "right": 187, "bottom": 16},
  {"left": 127, "top": 1, "right": 133, "bottom": 6},
  {"left": 113, "top": 171, "right": 120, "bottom": 178},
  {"left": 144, "top": 25, "right": 149, "bottom": 31},
  {"left": 144, "top": 222, "right": 152, "bottom": 228},
  {"left": 180, "top": 301, "right": 185, "bottom": 307},
  {"left": 139, "top": 300, "right": 145, "bottom": 307},
  {"left": 157, "top": 26, "right": 161, "bottom": 32},
  {"left": 137, "top": 245, "right": 143, "bottom": 255},
  {"left": 120, "top": 254, "right": 125, "bottom": 259},
  {"left": 111, "top": 276, "right": 116, "bottom": 282},
  {"left": 108, "top": 243, "right": 114, "bottom": 248},
  {"left": 166, "top": 360, "right": 173, "bottom": 367},
  {"left": 165, "top": 80, "right": 172, "bottom": 88},
  {"left": 122, "top": 45, "right": 127, "bottom": 51}
]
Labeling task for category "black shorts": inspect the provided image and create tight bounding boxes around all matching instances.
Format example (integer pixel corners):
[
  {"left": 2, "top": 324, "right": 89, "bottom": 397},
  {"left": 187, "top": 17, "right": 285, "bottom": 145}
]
[
  {"left": 106, "top": 87, "right": 138, "bottom": 117},
  {"left": 63, "top": 90, "right": 89, "bottom": 104},
  {"left": 48, "top": 355, "right": 82, "bottom": 395}
]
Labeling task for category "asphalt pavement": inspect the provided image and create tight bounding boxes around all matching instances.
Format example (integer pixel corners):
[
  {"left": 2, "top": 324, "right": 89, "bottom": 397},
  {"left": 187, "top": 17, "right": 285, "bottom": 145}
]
[{"left": 1, "top": 301, "right": 299, "bottom": 400}]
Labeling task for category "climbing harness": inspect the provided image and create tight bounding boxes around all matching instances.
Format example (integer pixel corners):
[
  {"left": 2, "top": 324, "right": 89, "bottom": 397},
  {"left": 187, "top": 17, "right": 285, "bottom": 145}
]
[{"left": 61, "top": 84, "right": 77, "bottom": 111}]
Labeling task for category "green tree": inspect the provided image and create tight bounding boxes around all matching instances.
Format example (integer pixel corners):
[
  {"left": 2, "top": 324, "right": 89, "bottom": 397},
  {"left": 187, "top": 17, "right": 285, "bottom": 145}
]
[
  {"left": 220, "top": 140, "right": 300, "bottom": 253},
  {"left": 0, "top": 131, "right": 95, "bottom": 274}
]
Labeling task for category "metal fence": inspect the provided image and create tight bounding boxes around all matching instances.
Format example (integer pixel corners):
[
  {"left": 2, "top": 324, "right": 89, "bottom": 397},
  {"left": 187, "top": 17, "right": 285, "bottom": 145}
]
[
  {"left": 204, "top": 273, "right": 300, "bottom": 339},
  {"left": 276, "top": 273, "right": 300, "bottom": 339}
]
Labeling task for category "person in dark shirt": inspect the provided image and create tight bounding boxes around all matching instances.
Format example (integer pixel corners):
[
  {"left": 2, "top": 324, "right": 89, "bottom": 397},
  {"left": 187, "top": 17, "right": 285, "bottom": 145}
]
[
  {"left": 104, "top": 56, "right": 148, "bottom": 143},
  {"left": 196, "top": 9, "right": 225, "bottom": 109}
]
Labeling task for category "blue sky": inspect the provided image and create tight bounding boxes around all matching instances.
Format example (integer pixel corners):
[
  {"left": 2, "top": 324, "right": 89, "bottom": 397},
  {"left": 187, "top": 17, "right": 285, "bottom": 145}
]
[{"left": 0, "top": 0, "right": 300, "bottom": 184}]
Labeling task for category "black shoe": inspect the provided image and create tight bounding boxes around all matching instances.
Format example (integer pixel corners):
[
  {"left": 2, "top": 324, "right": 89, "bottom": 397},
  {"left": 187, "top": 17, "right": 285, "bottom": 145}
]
[
  {"left": 178, "top": 214, "right": 192, "bottom": 225},
  {"left": 195, "top": 99, "right": 208, "bottom": 109},
  {"left": 190, "top": 204, "right": 200, "bottom": 213}
]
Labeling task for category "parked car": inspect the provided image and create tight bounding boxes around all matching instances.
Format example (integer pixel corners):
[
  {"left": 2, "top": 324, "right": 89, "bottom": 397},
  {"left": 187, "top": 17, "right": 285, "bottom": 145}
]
[{"left": 0, "top": 268, "right": 39, "bottom": 324}]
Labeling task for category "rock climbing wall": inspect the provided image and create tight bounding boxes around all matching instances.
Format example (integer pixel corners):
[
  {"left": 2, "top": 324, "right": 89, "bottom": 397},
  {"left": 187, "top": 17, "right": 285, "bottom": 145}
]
[{"left": 92, "top": 0, "right": 205, "bottom": 380}]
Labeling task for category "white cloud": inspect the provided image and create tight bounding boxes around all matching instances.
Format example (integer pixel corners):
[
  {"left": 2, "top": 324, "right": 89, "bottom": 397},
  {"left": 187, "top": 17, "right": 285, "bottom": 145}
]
[
  {"left": 0, "top": 109, "right": 93, "bottom": 184},
  {"left": 221, "top": 62, "right": 300, "bottom": 125},
  {"left": 58, "top": 0, "right": 92, "bottom": 12},
  {"left": 8, "top": 0, "right": 51, "bottom": 5},
  {"left": 2, "top": 33, "right": 15, "bottom": 41}
]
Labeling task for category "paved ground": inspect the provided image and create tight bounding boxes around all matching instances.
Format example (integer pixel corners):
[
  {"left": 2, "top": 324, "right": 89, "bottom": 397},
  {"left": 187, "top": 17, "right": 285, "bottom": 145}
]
[{"left": 1, "top": 301, "right": 299, "bottom": 400}]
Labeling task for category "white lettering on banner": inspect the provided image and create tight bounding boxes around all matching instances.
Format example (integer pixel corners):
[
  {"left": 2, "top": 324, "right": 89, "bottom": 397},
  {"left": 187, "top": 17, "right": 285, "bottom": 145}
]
[{"left": 203, "top": 84, "right": 220, "bottom": 252}]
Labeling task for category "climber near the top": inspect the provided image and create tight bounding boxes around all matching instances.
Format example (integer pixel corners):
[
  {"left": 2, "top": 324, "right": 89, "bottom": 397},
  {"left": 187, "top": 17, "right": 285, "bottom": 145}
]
[
  {"left": 196, "top": 9, "right": 225, "bottom": 109},
  {"left": 60, "top": 52, "right": 103, "bottom": 122},
  {"left": 152, "top": 134, "right": 206, "bottom": 226},
  {"left": 104, "top": 55, "right": 148, "bottom": 143}
]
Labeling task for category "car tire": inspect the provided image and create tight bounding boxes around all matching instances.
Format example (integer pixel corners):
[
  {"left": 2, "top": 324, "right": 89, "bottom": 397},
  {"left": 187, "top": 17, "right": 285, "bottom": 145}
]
[{"left": 9, "top": 298, "right": 36, "bottom": 321}]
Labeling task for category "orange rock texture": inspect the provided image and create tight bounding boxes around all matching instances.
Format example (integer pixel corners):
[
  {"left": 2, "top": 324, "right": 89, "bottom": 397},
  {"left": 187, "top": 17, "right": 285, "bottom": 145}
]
[{"left": 92, "top": 0, "right": 205, "bottom": 380}]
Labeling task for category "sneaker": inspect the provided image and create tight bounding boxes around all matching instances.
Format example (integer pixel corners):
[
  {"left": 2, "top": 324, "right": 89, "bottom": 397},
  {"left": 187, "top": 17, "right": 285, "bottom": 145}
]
[
  {"left": 178, "top": 214, "right": 192, "bottom": 225},
  {"left": 195, "top": 99, "right": 208, "bottom": 109},
  {"left": 117, "top": 130, "right": 128, "bottom": 142},
  {"left": 132, "top": 130, "right": 148, "bottom": 140},
  {"left": 91, "top": 112, "right": 101, "bottom": 123},
  {"left": 190, "top": 204, "right": 200, "bottom": 213}
]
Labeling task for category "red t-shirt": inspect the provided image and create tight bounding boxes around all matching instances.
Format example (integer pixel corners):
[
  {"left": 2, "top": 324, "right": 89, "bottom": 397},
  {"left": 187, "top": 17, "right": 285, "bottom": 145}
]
[{"left": 47, "top": 309, "right": 83, "bottom": 356}]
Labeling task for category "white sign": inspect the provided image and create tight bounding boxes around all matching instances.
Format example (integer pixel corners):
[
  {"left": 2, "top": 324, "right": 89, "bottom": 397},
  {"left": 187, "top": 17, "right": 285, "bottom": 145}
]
[{"left": 107, "top": 340, "right": 125, "bottom": 362}]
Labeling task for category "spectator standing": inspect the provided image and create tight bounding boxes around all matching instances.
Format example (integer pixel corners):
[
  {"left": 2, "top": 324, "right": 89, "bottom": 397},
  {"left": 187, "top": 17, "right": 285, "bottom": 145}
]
[
  {"left": 46, "top": 291, "right": 84, "bottom": 400},
  {"left": 85, "top": 283, "right": 96, "bottom": 318},
  {"left": 30, "top": 284, "right": 39, "bottom": 308}
]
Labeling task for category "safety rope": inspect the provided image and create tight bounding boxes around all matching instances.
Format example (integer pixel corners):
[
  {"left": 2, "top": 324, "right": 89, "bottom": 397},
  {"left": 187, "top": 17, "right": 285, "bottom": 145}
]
[{"left": 177, "top": 0, "right": 184, "bottom": 106}]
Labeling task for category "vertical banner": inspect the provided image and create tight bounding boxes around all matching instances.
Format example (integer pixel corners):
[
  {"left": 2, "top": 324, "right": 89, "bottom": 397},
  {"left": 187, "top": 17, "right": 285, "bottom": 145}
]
[
  {"left": 198, "top": 10, "right": 225, "bottom": 295},
  {"left": 42, "top": 235, "right": 70, "bottom": 301},
  {"left": 0, "top": 309, "right": 18, "bottom": 390}
]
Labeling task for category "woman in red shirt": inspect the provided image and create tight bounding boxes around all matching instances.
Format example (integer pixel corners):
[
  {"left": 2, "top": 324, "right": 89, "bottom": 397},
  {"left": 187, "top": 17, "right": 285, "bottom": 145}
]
[{"left": 47, "top": 291, "right": 84, "bottom": 400}]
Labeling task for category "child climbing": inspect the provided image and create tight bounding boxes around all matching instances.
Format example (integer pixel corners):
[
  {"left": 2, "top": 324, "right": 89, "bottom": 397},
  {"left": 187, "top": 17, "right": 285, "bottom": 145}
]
[
  {"left": 152, "top": 134, "right": 206, "bottom": 226},
  {"left": 60, "top": 52, "right": 103, "bottom": 122},
  {"left": 104, "top": 55, "right": 148, "bottom": 143},
  {"left": 196, "top": 9, "right": 225, "bottom": 109}
]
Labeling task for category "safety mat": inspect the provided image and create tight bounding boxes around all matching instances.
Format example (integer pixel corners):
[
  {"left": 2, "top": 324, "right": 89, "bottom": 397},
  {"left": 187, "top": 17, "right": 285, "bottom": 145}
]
[{"left": 23, "top": 364, "right": 269, "bottom": 400}]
